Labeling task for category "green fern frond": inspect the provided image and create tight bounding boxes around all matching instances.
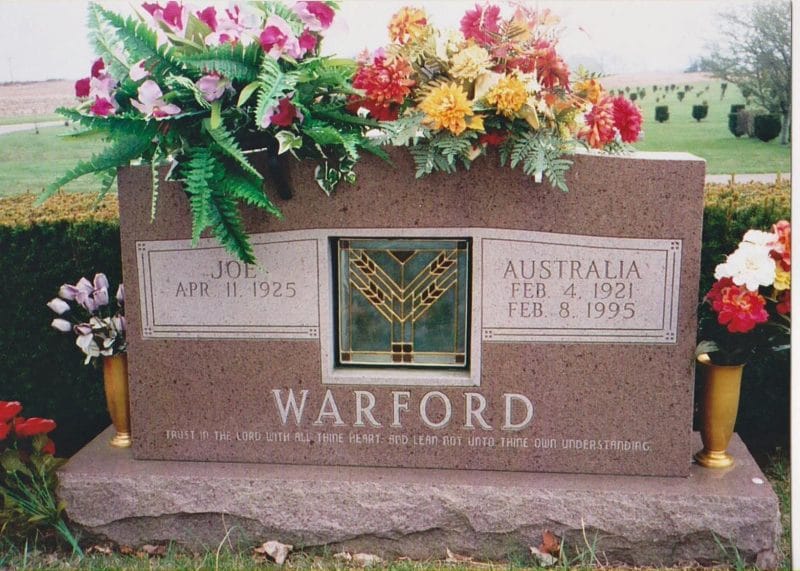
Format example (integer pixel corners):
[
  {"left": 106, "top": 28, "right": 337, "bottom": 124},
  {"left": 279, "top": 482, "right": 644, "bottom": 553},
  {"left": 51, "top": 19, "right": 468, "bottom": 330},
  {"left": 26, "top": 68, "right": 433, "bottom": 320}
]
[
  {"left": 313, "top": 108, "right": 380, "bottom": 128},
  {"left": 91, "top": 3, "right": 184, "bottom": 77},
  {"left": 254, "top": 57, "right": 297, "bottom": 128},
  {"left": 57, "top": 107, "right": 156, "bottom": 138},
  {"left": 375, "top": 113, "right": 426, "bottom": 146},
  {"left": 87, "top": 3, "right": 130, "bottom": 78},
  {"left": 150, "top": 147, "right": 162, "bottom": 222},
  {"left": 203, "top": 120, "right": 262, "bottom": 180},
  {"left": 39, "top": 134, "right": 152, "bottom": 205},
  {"left": 218, "top": 174, "right": 282, "bottom": 219},
  {"left": 179, "top": 43, "right": 261, "bottom": 82},
  {"left": 257, "top": 2, "right": 305, "bottom": 34},
  {"left": 506, "top": 131, "right": 573, "bottom": 191},
  {"left": 184, "top": 147, "right": 218, "bottom": 245},
  {"left": 409, "top": 143, "right": 456, "bottom": 177},
  {"left": 91, "top": 169, "right": 118, "bottom": 209},
  {"left": 208, "top": 190, "right": 255, "bottom": 264}
]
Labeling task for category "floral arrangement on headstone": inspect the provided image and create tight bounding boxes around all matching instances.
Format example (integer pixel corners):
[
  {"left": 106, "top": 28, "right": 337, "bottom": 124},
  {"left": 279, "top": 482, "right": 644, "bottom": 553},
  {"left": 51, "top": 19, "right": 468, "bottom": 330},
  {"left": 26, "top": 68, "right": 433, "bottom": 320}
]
[
  {"left": 697, "top": 220, "right": 791, "bottom": 365},
  {"left": 48, "top": 273, "right": 126, "bottom": 364},
  {"left": 43, "top": 1, "right": 642, "bottom": 264},
  {"left": 354, "top": 4, "right": 643, "bottom": 187}
]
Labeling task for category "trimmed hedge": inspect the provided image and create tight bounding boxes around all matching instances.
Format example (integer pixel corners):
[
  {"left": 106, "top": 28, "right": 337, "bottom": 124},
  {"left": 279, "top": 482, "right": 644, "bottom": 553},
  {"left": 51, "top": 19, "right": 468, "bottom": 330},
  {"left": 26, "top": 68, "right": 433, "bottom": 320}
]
[
  {"left": 754, "top": 114, "right": 782, "bottom": 142},
  {"left": 0, "top": 183, "right": 791, "bottom": 457},
  {"left": 655, "top": 105, "right": 669, "bottom": 123},
  {"left": 0, "top": 194, "right": 121, "bottom": 456}
]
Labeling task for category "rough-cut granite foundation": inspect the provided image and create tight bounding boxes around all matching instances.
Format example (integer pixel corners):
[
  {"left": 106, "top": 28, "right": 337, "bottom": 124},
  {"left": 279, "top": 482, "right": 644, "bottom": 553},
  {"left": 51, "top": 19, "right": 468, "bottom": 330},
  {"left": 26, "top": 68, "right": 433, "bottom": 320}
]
[{"left": 59, "top": 428, "right": 780, "bottom": 568}]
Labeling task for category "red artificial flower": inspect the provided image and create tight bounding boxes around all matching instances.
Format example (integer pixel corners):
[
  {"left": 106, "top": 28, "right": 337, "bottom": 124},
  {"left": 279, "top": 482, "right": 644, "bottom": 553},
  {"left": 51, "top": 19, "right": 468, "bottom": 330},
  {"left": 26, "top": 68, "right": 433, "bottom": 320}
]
[
  {"left": 75, "top": 77, "right": 91, "bottom": 98},
  {"left": 0, "top": 422, "right": 10, "bottom": 441},
  {"left": 777, "top": 291, "right": 791, "bottom": 315},
  {"left": 579, "top": 96, "right": 615, "bottom": 149},
  {"left": 347, "top": 52, "right": 415, "bottom": 121},
  {"left": 706, "top": 277, "right": 734, "bottom": 305},
  {"left": 611, "top": 96, "right": 643, "bottom": 143},
  {"left": 270, "top": 98, "right": 300, "bottom": 127},
  {"left": 479, "top": 131, "right": 507, "bottom": 146},
  {"left": 712, "top": 282, "right": 769, "bottom": 333},
  {"left": 769, "top": 220, "right": 791, "bottom": 271},
  {"left": 90, "top": 58, "right": 105, "bottom": 78},
  {"left": 0, "top": 401, "right": 22, "bottom": 423},
  {"left": 14, "top": 417, "right": 57, "bottom": 438},
  {"left": 196, "top": 6, "right": 217, "bottom": 30},
  {"left": 533, "top": 40, "right": 570, "bottom": 90},
  {"left": 298, "top": 30, "right": 317, "bottom": 53},
  {"left": 460, "top": 4, "right": 501, "bottom": 46},
  {"left": 42, "top": 438, "right": 56, "bottom": 455},
  {"left": 142, "top": 2, "right": 160, "bottom": 16},
  {"left": 90, "top": 97, "right": 116, "bottom": 117}
]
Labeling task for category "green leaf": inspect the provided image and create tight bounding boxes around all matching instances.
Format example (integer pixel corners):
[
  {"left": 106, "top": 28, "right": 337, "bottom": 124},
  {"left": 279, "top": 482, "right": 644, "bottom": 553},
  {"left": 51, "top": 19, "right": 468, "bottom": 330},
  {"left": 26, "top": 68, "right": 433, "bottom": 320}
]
[
  {"left": 0, "top": 450, "right": 31, "bottom": 476},
  {"left": 203, "top": 119, "right": 262, "bottom": 181},
  {"left": 237, "top": 81, "right": 260, "bottom": 107},
  {"left": 179, "top": 42, "right": 262, "bottom": 82},
  {"left": 183, "top": 147, "right": 217, "bottom": 245},
  {"left": 210, "top": 101, "right": 222, "bottom": 129},
  {"left": 208, "top": 190, "right": 255, "bottom": 264},
  {"left": 218, "top": 174, "right": 282, "bottom": 219},
  {"left": 254, "top": 57, "right": 297, "bottom": 128},
  {"left": 87, "top": 2, "right": 131, "bottom": 78},
  {"left": 275, "top": 130, "right": 303, "bottom": 155},
  {"left": 39, "top": 134, "right": 153, "bottom": 205}
]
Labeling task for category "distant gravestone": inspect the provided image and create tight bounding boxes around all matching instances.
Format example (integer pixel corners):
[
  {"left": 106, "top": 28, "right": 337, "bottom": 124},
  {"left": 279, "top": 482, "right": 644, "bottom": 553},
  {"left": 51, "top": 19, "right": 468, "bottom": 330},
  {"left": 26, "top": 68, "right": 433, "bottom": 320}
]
[{"left": 119, "top": 150, "right": 705, "bottom": 476}]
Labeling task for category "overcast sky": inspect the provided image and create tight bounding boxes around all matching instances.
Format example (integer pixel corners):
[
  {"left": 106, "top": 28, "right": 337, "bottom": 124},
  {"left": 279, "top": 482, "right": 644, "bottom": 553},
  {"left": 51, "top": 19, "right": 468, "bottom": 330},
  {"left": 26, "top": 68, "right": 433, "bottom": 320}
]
[{"left": 0, "top": 0, "right": 753, "bottom": 83}]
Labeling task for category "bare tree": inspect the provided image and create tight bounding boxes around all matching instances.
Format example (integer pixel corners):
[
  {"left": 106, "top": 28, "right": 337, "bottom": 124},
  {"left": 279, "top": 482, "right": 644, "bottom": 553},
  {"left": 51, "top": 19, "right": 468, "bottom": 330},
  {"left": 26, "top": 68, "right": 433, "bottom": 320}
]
[{"left": 700, "top": 0, "right": 791, "bottom": 144}]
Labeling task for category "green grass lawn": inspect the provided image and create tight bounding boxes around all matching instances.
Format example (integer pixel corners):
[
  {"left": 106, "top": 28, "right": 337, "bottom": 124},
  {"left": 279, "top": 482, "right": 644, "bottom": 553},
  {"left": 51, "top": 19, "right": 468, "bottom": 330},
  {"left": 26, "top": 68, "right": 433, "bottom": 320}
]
[
  {"left": 0, "top": 126, "right": 110, "bottom": 197},
  {"left": 0, "top": 113, "right": 63, "bottom": 126},
  {"left": 621, "top": 79, "right": 790, "bottom": 174},
  {"left": 0, "top": 78, "right": 791, "bottom": 198}
]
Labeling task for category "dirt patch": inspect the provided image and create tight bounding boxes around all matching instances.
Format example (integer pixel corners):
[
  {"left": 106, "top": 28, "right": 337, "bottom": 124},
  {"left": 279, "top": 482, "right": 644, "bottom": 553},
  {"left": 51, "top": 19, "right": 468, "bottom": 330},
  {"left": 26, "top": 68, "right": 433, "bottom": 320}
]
[{"left": 0, "top": 80, "right": 75, "bottom": 118}]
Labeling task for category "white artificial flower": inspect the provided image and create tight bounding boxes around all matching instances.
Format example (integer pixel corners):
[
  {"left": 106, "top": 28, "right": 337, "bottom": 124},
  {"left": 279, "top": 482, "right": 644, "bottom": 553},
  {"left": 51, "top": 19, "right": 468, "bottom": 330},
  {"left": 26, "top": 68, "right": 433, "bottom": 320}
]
[
  {"left": 47, "top": 298, "right": 70, "bottom": 315},
  {"left": 714, "top": 242, "right": 776, "bottom": 291},
  {"left": 742, "top": 229, "right": 777, "bottom": 247}
]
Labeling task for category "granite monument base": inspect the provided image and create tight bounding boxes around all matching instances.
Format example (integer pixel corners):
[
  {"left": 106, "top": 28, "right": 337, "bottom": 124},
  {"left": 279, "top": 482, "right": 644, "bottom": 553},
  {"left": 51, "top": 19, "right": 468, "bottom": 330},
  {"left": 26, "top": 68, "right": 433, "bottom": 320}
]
[{"left": 59, "top": 428, "right": 780, "bottom": 568}]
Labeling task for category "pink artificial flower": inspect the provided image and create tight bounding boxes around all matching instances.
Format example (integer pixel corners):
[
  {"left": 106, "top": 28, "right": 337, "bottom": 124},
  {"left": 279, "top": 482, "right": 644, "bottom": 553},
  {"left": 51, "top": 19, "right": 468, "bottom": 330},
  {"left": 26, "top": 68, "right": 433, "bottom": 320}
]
[
  {"left": 298, "top": 30, "right": 317, "bottom": 54},
  {"left": 259, "top": 15, "right": 303, "bottom": 59},
  {"left": 196, "top": 6, "right": 218, "bottom": 30},
  {"left": 261, "top": 97, "right": 302, "bottom": 128},
  {"left": 460, "top": 4, "right": 501, "bottom": 46},
  {"left": 292, "top": 1, "right": 335, "bottom": 32},
  {"left": 131, "top": 80, "right": 182, "bottom": 119},
  {"left": 90, "top": 58, "right": 105, "bottom": 78},
  {"left": 142, "top": 1, "right": 186, "bottom": 33},
  {"left": 116, "top": 284, "right": 125, "bottom": 305},
  {"left": 611, "top": 96, "right": 643, "bottom": 143},
  {"left": 47, "top": 298, "right": 70, "bottom": 315},
  {"left": 129, "top": 59, "right": 150, "bottom": 81},
  {"left": 196, "top": 73, "right": 229, "bottom": 102},
  {"left": 75, "top": 78, "right": 91, "bottom": 98},
  {"left": 90, "top": 97, "right": 116, "bottom": 117}
]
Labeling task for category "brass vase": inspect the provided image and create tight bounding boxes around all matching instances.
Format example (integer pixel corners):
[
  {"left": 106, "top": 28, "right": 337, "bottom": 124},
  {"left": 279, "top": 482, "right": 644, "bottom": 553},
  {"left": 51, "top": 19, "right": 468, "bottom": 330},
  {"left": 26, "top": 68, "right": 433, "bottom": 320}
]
[
  {"left": 694, "top": 354, "right": 743, "bottom": 468},
  {"left": 103, "top": 353, "right": 132, "bottom": 448}
]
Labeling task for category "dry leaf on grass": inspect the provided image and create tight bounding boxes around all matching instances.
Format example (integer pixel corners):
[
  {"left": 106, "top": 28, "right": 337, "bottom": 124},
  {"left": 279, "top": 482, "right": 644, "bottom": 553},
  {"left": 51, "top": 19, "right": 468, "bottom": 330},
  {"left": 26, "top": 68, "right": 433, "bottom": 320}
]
[
  {"left": 445, "top": 548, "right": 473, "bottom": 563},
  {"left": 333, "top": 552, "right": 353, "bottom": 561},
  {"left": 139, "top": 544, "right": 166, "bottom": 557},
  {"left": 539, "top": 529, "right": 561, "bottom": 556},
  {"left": 529, "top": 546, "right": 557, "bottom": 567},
  {"left": 254, "top": 540, "right": 293, "bottom": 565},
  {"left": 86, "top": 544, "right": 113, "bottom": 555},
  {"left": 119, "top": 545, "right": 135, "bottom": 555},
  {"left": 351, "top": 553, "right": 384, "bottom": 566}
]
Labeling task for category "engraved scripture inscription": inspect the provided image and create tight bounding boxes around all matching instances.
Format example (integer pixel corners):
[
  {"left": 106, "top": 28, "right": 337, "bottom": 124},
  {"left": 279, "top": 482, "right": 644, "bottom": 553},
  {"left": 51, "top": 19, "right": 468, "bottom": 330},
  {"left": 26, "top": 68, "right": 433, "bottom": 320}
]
[
  {"left": 137, "top": 233, "right": 320, "bottom": 339},
  {"left": 481, "top": 232, "right": 681, "bottom": 343}
]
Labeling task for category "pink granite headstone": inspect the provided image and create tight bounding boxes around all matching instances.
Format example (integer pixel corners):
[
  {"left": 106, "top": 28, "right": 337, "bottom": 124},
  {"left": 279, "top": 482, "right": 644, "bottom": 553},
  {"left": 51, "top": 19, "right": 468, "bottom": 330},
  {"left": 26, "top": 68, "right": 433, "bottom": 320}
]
[{"left": 119, "top": 149, "right": 705, "bottom": 476}]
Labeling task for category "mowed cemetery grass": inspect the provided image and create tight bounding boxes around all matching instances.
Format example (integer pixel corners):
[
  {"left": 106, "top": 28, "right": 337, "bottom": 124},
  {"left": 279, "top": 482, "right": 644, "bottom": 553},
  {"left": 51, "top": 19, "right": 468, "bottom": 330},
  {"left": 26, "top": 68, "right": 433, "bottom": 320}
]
[
  {"left": 621, "top": 78, "right": 789, "bottom": 174},
  {"left": 0, "top": 77, "right": 790, "bottom": 200}
]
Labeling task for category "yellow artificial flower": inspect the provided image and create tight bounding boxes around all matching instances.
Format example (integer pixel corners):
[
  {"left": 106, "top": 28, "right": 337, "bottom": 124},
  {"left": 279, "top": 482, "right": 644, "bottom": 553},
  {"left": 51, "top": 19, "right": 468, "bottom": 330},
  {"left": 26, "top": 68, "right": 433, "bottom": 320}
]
[
  {"left": 419, "top": 83, "right": 474, "bottom": 135},
  {"left": 485, "top": 74, "right": 529, "bottom": 118},
  {"left": 774, "top": 268, "right": 791, "bottom": 291},
  {"left": 575, "top": 78, "right": 604, "bottom": 105},
  {"left": 449, "top": 44, "right": 492, "bottom": 81},
  {"left": 389, "top": 7, "right": 428, "bottom": 45}
]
